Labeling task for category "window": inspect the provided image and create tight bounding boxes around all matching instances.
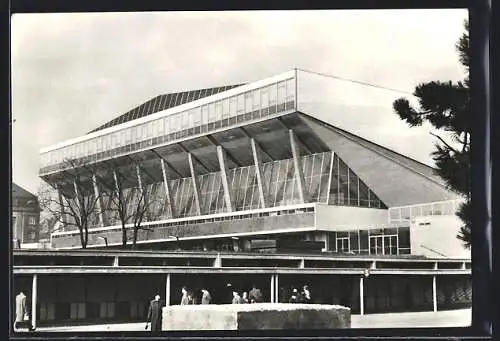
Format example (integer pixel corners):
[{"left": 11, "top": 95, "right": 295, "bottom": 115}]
[
  {"left": 100, "top": 302, "right": 115, "bottom": 318},
  {"left": 70, "top": 302, "right": 86, "bottom": 320},
  {"left": 28, "top": 216, "right": 36, "bottom": 225}
]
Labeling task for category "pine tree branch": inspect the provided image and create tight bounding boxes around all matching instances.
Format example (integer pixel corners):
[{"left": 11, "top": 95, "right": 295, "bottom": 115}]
[{"left": 429, "top": 132, "right": 460, "bottom": 154}]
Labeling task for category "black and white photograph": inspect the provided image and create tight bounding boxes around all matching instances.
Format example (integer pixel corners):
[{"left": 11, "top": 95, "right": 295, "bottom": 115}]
[{"left": 11, "top": 9, "right": 474, "bottom": 333}]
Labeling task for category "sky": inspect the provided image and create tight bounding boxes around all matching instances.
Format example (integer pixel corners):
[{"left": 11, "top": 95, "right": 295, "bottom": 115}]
[{"left": 11, "top": 9, "right": 469, "bottom": 194}]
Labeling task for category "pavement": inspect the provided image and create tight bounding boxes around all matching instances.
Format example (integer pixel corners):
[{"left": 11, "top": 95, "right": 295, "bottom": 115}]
[{"left": 31, "top": 308, "right": 471, "bottom": 332}]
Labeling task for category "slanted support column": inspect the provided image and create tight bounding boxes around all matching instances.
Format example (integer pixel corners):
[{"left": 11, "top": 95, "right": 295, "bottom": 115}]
[
  {"left": 289, "top": 129, "right": 309, "bottom": 203},
  {"left": 92, "top": 174, "right": 105, "bottom": 227},
  {"left": 160, "top": 159, "right": 176, "bottom": 218},
  {"left": 250, "top": 138, "right": 268, "bottom": 208},
  {"left": 216, "top": 146, "right": 233, "bottom": 212},
  {"left": 73, "top": 181, "right": 82, "bottom": 213},
  {"left": 32, "top": 274, "right": 38, "bottom": 329},
  {"left": 432, "top": 275, "right": 438, "bottom": 312},
  {"left": 359, "top": 275, "right": 365, "bottom": 315},
  {"left": 166, "top": 273, "right": 171, "bottom": 306},
  {"left": 325, "top": 151, "right": 335, "bottom": 204},
  {"left": 56, "top": 185, "right": 67, "bottom": 225},
  {"left": 136, "top": 165, "right": 143, "bottom": 194},
  {"left": 188, "top": 153, "right": 202, "bottom": 215}
]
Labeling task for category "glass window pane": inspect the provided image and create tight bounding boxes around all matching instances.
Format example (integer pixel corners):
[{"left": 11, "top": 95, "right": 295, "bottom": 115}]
[
  {"left": 229, "top": 96, "right": 237, "bottom": 117},
  {"left": 286, "top": 78, "right": 295, "bottom": 101},
  {"left": 237, "top": 94, "right": 245, "bottom": 113},
  {"left": 245, "top": 92, "right": 252, "bottom": 113}
]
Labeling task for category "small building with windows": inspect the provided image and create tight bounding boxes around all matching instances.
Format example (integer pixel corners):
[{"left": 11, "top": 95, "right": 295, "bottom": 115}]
[{"left": 12, "top": 183, "right": 41, "bottom": 248}]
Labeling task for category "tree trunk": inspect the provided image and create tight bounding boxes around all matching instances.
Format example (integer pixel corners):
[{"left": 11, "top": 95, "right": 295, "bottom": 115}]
[{"left": 122, "top": 224, "right": 127, "bottom": 246}]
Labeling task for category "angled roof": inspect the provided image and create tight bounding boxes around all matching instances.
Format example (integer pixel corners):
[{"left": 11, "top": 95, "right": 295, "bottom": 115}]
[
  {"left": 89, "top": 84, "right": 244, "bottom": 133},
  {"left": 12, "top": 183, "right": 37, "bottom": 199},
  {"left": 299, "top": 114, "right": 459, "bottom": 207}
]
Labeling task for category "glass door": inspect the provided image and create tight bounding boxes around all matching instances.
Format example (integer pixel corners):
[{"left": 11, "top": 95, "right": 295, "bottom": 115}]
[
  {"left": 369, "top": 236, "right": 383, "bottom": 255},
  {"left": 336, "top": 237, "right": 350, "bottom": 253}
]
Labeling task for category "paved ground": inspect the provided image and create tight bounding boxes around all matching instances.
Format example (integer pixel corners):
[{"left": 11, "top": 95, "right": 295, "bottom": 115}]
[{"left": 31, "top": 308, "right": 471, "bottom": 332}]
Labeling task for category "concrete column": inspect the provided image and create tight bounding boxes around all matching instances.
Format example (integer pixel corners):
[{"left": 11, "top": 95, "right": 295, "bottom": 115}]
[
  {"left": 73, "top": 181, "right": 82, "bottom": 213},
  {"left": 289, "top": 129, "right": 309, "bottom": 203},
  {"left": 187, "top": 153, "right": 202, "bottom": 215},
  {"left": 56, "top": 185, "right": 67, "bottom": 227},
  {"left": 166, "top": 273, "right": 171, "bottom": 306},
  {"left": 275, "top": 274, "right": 280, "bottom": 303},
  {"left": 216, "top": 146, "right": 233, "bottom": 212},
  {"left": 160, "top": 159, "right": 176, "bottom": 218},
  {"left": 32, "top": 274, "right": 38, "bottom": 329},
  {"left": 270, "top": 275, "right": 275, "bottom": 303},
  {"left": 359, "top": 275, "right": 364, "bottom": 315},
  {"left": 136, "top": 165, "right": 143, "bottom": 194},
  {"left": 92, "top": 174, "right": 105, "bottom": 227},
  {"left": 432, "top": 275, "right": 438, "bottom": 312},
  {"left": 325, "top": 151, "right": 335, "bottom": 204},
  {"left": 250, "top": 138, "right": 268, "bottom": 208}
]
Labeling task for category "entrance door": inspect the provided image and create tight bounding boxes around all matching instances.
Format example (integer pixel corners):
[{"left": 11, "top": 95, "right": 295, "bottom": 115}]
[
  {"left": 369, "top": 236, "right": 383, "bottom": 255},
  {"left": 336, "top": 237, "right": 349, "bottom": 253},
  {"left": 383, "top": 235, "right": 398, "bottom": 255}
]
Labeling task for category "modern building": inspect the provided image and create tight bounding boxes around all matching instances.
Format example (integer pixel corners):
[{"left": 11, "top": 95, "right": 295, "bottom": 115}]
[
  {"left": 12, "top": 183, "right": 41, "bottom": 249},
  {"left": 38, "top": 69, "right": 468, "bottom": 259},
  {"left": 12, "top": 70, "right": 472, "bottom": 328}
]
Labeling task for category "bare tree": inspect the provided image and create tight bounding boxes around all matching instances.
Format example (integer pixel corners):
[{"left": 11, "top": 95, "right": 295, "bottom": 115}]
[
  {"left": 38, "top": 158, "right": 104, "bottom": 249},
  {"left": 98, "top": 160, "right": 156, "bottom": 248}
]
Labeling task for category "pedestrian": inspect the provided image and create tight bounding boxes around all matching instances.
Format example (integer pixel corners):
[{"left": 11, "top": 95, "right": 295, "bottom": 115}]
[
  {"left": 180, "top": 287, "right": 191, "bottom": 305},
  {"left": 248, "top": 284, "right": 263, "bottom": 303},
  {"left": 14, "top": 291, "right": 30, "bottom": 331},
  {"left": 302, "top": 285, "right": 311, "bottom": 303},
  {"left": 241, "top": 292, "right": 249, "bottom": 304},
  {"left": 232, "top": 291, "right": 243, "bottom": 304},
  {"left": 289, "top": 288, "right": 299, "bottom": 303},
  {"left": 201, "top": 289, "right": 212, "bottom": 305},
  {"left": 145, "top": 294, "right": 162, "bottom": 332}
]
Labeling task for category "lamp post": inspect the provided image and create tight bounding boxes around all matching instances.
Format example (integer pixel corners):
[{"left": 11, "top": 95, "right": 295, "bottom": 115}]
[{"left": 97, "top": 236, "right": 108, "bottom": 247}]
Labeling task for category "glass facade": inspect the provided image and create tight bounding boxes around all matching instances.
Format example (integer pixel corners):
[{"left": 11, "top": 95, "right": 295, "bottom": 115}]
[
  {"left": 40, "top": 77, "right": 296, "bottom": 174},
  {"left": 388, "top": 199, "right": 462, "bottom": 223},
  {"left": 327, "top": 226, "right": 411, "bottom": 255},
  {"left": 61, "top": 151, "right": 385, "bottom": 232}
]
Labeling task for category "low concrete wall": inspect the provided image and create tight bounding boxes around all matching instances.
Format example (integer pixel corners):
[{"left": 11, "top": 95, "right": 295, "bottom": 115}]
[{"left": 162, "top": 303, "right": 351, "bottom": 330}]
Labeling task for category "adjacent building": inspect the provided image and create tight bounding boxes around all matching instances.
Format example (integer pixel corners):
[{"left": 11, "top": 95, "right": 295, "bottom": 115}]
[{"left": 12, "top": 183, "right": 41, "bottom": 248}]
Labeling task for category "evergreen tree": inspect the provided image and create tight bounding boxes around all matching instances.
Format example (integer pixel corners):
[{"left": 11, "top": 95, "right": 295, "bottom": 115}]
[{"left": 392, "top": 20, "right": 471, "bottom": 248}]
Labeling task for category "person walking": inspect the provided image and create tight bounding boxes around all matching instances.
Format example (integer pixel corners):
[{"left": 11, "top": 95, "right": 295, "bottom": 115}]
[
  {"left": 241, "top": 292, "right": 249, "bottom": 304},
  {"left": 180, "top": 287, "right": 191, "bottom": 305},
  {"left": 201, "top": 289, "right": 212, "bottom": 305},
  {"left": 289, "top": 288, "right": 299, "bottom": 303},
  {"left": 145, "top": 295, "right": 162, "bottom": 332},
  {"left": 14, "top": 291, "right": 28, "bottom": 331},
  {"left": 232, "top": 291, "right": 243, "bottom": 304},
  {"left": 302, "top": 285, "right": 312, "bottom": 303},
  {"left": 248, "top": 284, "right": 263, "bottom": 303}
]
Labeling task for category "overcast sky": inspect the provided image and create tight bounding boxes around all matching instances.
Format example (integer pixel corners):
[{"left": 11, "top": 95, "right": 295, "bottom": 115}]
[{"left": 11, "top": 9, "right": 468, "bottom": 194}]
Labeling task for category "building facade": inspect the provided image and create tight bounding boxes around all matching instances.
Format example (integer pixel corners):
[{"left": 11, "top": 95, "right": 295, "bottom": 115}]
[
  {"left": 39, "top": 70, "right": 467, "bottom": 258},
  {"left": 12, "top": 183, "right": 41, "bottom": 248},
  {"left": 13, "top": 70, "right": 472, "bottom": 328}
]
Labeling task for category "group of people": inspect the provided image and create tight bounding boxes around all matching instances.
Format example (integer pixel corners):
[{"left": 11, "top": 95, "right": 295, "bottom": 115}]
[
  {"left": 231, "top": 285, "right": 263, "bottom": 304},
  {"left": 144, "top": 284, "right": 310, "bottom": 331},
  {"left": 180, "top": 287, "right": 212, "bottom": 305},
  {"left": 287, "top": 285, "right": 312, "bottom": 304}
]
